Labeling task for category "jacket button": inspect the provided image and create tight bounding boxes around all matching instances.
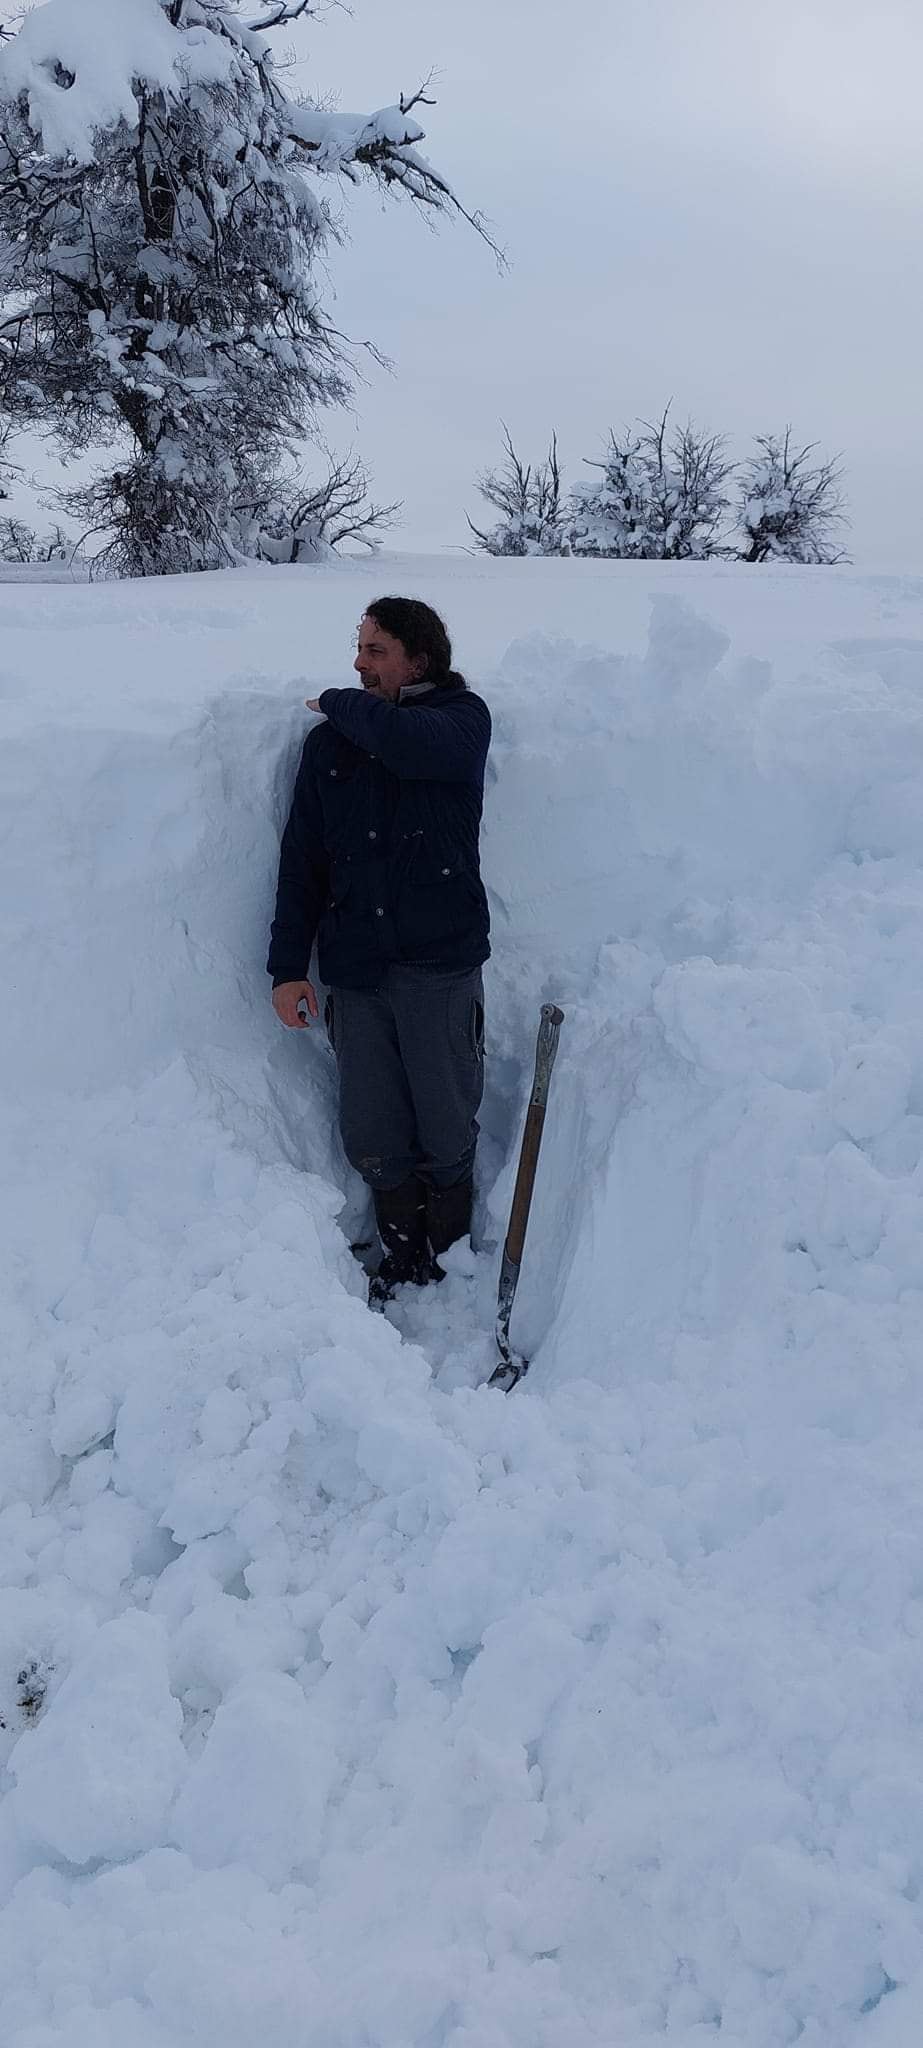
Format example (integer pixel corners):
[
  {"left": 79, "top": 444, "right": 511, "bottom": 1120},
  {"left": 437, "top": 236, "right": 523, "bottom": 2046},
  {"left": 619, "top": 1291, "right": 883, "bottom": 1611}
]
[
  {"left": 375, "top": 906, "right": 384, "bottom": 917},
  {"left": 368, "top": 829, "right": 377, "bottom": 840},
  {"left": 329, "top": 768, "right": 338, "bottom": 778},
  {"left": 442, "top": 866, "right": 450, "bottom": 875}
]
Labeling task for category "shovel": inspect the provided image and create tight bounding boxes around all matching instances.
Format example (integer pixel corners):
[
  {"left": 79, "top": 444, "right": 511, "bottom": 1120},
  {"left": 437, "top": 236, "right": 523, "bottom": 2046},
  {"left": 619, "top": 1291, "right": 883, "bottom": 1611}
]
[{"left": 489, "top": 1003, "right": 565, "bottom": 1391}]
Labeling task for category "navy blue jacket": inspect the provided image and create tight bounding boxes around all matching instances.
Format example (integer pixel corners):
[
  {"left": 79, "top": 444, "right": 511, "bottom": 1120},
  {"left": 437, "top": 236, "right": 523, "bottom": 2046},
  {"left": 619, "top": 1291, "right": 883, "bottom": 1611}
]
[{"left": 268, "top": 680, "right": 491, "bottom": 991}]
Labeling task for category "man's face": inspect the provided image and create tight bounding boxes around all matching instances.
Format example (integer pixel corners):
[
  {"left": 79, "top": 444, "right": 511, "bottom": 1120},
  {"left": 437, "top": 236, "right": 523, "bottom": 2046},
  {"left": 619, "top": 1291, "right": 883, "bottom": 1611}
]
[{"left": 354, "top": 615, "right": 424, "bottom": 701}]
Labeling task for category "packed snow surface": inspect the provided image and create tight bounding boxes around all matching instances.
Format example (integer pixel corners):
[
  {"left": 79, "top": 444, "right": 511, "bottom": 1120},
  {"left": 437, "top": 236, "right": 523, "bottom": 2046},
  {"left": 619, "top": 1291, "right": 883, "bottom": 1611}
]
[{"left": 3, "top": 553, "right": 923, "bottom": 2047}]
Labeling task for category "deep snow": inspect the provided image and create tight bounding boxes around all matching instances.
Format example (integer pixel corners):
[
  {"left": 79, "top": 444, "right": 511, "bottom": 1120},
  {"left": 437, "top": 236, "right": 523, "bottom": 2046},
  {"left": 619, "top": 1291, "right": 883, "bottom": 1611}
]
[{"left": 3, "top": 554, "right": 923, "bottom": 2046}]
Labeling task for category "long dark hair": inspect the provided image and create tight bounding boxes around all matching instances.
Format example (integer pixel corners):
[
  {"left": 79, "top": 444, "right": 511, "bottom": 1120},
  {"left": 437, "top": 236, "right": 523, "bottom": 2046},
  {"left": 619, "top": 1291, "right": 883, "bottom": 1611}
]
[{"left": 364, "top": 596, "right": 466, "bottom": 690}]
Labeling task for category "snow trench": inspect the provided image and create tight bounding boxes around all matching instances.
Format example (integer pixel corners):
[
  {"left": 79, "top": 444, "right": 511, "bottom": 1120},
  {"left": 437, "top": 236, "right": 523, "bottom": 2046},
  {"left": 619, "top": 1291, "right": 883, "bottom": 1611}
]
[{"left": 3, "top": 564, "right": 923, "bottom": 2047}]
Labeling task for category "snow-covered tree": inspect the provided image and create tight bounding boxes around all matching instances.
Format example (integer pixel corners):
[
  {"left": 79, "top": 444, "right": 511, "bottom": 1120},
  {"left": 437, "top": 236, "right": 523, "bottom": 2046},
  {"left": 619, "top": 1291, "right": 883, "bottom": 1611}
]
[
  {"left": 468, "top": 427, "right": 564, "bottom": 556},
  {"left": 0, "top": 0, "right": 487, "bottom": 575},
  {"left": 568, "top": 406, "right": 733, "bottom": 560},
  {"left": 737, "top": 429, "right": 848, "bottom": 563},
  {"left": 229, "top": 447, "right": 400, "bottom": 563}
]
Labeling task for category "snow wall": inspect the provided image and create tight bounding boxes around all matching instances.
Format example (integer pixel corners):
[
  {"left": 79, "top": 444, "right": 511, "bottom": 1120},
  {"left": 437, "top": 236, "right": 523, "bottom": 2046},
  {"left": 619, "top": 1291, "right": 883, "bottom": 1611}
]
[{"left": 2, "top": 554, "right": 923, "bottom": 2047}]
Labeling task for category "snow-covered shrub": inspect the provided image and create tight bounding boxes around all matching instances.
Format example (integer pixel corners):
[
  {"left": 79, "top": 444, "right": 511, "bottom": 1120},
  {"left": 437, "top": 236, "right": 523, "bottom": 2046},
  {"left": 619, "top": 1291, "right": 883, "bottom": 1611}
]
[
  {"left": 0, "top": 0, "right": 483, "bottom": 577},
  {"left": 468, "top": 428, "right": 565, "bottom": 556},
  {"left": 566, "top": 430, "right": 652, "bottom": 559},
  {"left": 738, "top": 429, "right": 848, "bottom": 563},
  {"left": 569, "top": 407, "right": 733, "bottom": 560}
]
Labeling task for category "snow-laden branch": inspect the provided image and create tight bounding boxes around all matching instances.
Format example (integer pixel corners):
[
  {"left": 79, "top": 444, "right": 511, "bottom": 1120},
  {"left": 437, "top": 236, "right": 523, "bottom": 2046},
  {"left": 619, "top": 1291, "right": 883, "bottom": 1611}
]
[
  {"left": 285, "top": 100, "right": 427, "bottom": 169},
  {"left": 0, "top": 2, "right": 501, "bottom": 252},
  {"left": 282, "top": 98, "right": 502, "bottom": 253},
  {"left": 0, "top": 0, "right": 238, "bottom": 164}
]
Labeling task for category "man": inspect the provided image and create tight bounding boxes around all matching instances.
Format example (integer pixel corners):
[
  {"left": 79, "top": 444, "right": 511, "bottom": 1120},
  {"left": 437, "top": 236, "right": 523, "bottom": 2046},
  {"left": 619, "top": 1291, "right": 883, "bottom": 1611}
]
[{"left": 268, "top": 596, "right": 491, "bottom": 1306}]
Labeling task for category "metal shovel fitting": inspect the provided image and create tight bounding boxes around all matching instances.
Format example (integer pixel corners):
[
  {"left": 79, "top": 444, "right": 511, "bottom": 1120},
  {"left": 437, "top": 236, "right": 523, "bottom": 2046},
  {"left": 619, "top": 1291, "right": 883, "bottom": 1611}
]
[{"left": 489, "top": 1003, "right": 565, "bottom": 1391}]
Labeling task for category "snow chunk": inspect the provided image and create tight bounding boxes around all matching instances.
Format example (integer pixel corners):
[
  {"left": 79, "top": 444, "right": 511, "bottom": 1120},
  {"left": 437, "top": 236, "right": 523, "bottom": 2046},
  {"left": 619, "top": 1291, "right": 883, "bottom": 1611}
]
[
  {"left": 654, "top": 959, "right": 832, "bottom": 1089},
  {"left": 171, "top": 1672, "right": 331, "bottom": 1884},
  {"left": 197, "top": 1386, "right": 252, "bottom": 1458},
  {"left": 50, "top": 1379, "right": 117, "bottom": 1461},
  {"left": 0, "top": 0, "right": 235, "bottom": 165},
  {"left": 642, "top": 592, "right": 730, "bottom": 697},
  {"left": 9, "top": 1612, "right": 185, "bottom": 1865},
  {"left": 829, "top": 1040, "right": 912, "bottom": 1141}
]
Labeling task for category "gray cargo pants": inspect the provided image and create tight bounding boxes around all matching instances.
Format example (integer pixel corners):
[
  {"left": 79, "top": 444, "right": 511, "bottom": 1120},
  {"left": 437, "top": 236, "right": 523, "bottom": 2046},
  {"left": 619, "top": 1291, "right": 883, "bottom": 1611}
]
[{"left": 325, "top": 963, "right": 485, "bottom": 1192}]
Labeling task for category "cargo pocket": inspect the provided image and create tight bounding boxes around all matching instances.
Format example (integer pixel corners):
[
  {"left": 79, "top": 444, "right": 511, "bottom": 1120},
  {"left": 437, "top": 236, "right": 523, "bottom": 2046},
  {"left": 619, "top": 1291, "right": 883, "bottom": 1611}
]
[
  {"left": 444, "top": 972, "right": 484, "bottom": 1070},
  {"left": 324, "top": 992, "right": 337, "bottom": 1054}
]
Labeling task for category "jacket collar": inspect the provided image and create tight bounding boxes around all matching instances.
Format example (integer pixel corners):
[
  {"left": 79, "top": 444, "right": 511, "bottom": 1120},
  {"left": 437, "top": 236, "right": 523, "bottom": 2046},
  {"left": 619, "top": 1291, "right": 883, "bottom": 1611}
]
[{"left": 398, "top": 680, "right": 438, "bottom": 704}]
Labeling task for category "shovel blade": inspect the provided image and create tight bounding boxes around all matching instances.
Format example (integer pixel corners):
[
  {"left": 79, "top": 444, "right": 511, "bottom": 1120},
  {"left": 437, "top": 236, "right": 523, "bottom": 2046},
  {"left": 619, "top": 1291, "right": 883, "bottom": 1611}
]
[
  {"left": 488, "top": 1296, "right": 528, "bottom": 1390},
  {"left": 488, "top": 1355, "right": 528, "bottom": 1392}
]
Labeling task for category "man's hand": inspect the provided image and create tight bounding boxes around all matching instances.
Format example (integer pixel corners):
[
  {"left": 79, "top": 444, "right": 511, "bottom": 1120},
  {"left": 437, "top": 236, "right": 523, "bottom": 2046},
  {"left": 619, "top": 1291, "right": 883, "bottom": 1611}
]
[{"left": 272, "top": 979, "right": 319, "bottom": 1029}]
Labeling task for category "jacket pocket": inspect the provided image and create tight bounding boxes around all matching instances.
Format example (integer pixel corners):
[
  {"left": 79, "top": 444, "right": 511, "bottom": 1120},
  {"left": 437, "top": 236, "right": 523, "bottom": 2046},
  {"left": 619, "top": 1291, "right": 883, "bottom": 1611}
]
[
  {"left": 397, "top": 845, "right": 472, "bottom": 947},
  {"left": 328, "top": 860, "right": 353, "bottom": 909},
  {"left": 320, "top": 751, "right": 362, "bottom": 855}
]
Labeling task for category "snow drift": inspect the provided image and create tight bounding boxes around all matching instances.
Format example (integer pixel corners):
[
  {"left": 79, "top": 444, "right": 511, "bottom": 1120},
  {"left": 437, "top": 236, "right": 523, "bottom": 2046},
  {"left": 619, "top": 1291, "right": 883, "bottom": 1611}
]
[{"left": 2, "top": 554, "right": 923, "bottom": 2047}]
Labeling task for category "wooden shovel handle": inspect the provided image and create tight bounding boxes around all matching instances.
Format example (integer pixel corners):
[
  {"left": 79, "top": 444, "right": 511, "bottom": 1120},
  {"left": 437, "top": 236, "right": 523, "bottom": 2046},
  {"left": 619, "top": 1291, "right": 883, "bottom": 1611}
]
[
  {"left": 504, "top": 1102, "right": 548, "bottom": 1267},
  {"left": 502, "top": 1004, "right": 565, "bottom": 1271}
]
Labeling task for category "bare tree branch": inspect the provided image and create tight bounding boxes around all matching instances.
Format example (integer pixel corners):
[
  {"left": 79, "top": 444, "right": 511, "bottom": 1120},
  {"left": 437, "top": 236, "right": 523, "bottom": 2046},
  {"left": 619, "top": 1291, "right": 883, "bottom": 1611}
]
[
  {"left": 399, "top": 76, "right": 438, "bottom": 117},
  {"left": 229, "top": 446, "right": 400, "bottom": 562},
  {"left": 244, "top": 1, "right": 315, "bottom": 31}
]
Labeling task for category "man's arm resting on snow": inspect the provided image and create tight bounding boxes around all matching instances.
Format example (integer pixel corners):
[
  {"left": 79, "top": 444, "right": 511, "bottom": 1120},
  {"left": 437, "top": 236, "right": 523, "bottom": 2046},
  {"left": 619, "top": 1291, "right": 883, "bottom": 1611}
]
[
  {"left": 267, "top": 745, "right": 329, "bottom": 987},
  {"left": 317, "top": 687, "right": 490, "bottom": 782}
]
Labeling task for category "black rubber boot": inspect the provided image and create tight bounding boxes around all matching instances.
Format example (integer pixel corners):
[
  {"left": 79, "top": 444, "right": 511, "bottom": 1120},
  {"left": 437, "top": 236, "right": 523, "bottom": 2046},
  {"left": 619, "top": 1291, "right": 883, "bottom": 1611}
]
[
  {"left": 368, "top": 1178, "right": 429, "bottom": 1308},
  {"left": 426, "top": 1176, "right": 474, "bottom": 1267}
]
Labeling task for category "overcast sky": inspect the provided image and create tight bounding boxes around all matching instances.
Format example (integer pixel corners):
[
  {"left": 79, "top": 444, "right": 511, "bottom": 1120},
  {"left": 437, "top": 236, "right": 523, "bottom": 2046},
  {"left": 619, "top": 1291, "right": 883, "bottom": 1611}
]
[{"left": 285, "top": 0, "right": 923, "bottom": 566}]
